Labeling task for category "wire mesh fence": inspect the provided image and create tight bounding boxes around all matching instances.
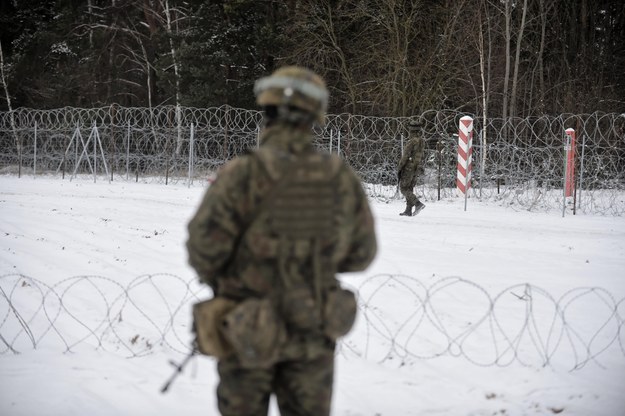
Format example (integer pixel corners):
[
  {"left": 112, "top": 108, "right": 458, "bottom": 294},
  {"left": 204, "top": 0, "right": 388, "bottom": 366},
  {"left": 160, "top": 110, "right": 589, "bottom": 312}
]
[
  {"left": 1, "top": 106, "right": 624, "bottom": 214},
  {"left": 1, "top": 273, "right": 623, "bottom": 370}
]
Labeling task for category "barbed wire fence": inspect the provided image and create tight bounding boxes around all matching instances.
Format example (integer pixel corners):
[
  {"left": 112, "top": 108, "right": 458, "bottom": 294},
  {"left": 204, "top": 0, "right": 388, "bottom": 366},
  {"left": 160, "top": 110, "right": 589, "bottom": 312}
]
[
  {"left": 1, "top": 273, "right": 623, "bottom": 370},
  {"left": 1, "top": 106, "right": 624, "bottom": 215}
]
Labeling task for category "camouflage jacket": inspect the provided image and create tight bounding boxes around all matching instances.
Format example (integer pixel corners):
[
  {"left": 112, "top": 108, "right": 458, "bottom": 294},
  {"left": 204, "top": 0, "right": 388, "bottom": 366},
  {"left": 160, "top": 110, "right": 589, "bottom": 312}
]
[
  {"left": 186, "top": 123, "right": 377, "bottom": 300},
  {"left": 397, "top": 135, "right": 425, "bottom": 184}
]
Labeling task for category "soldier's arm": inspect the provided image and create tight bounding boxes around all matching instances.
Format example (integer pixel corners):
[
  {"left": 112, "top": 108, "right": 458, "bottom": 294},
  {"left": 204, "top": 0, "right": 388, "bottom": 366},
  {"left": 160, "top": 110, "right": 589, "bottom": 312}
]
[
  {"left": 338, "top": 171, "right": 377, "bottom": 273},
  {"left": 416, "top": 137, "right": 425, "bottom": 161},
  {"left": 186, "top": 158, "right": 249, "bottom": 290},
  {"left": 397, "top": 148, "right": 409, "bottom": 173},
  {"left": 398, "top": 138, "right": 418, "bottom": 171}
]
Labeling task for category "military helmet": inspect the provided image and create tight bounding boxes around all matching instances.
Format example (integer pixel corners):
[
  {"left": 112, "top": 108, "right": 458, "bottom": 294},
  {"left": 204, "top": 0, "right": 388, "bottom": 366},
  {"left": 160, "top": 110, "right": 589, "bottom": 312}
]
[
  {"left": 254, "top": 66, "right": 329, "bottom": 125},
  {"left": 408, "top": 118, "right": 424, "bottom": 131}
]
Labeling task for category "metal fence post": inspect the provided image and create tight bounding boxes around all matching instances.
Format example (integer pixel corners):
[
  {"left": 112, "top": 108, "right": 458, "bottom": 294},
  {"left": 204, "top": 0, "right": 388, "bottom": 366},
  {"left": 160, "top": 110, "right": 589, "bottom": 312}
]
[
  {"left": 33, "top": 121, "right": 37, "bottom": 177},
  {"left": 188, "top": 122, "right": 194, "bottom": 188},
  {"left": 337, "top": 129, "right": 341, "bottom": 157},
  {"left": 93, "top": 121, "right": 97, "bottom": 182},
  {"left": 577, "top": 133, "right": 587, "bottom": 210},
  {"left": 126, "top": 121, "right": 130, "bottom": 181}
]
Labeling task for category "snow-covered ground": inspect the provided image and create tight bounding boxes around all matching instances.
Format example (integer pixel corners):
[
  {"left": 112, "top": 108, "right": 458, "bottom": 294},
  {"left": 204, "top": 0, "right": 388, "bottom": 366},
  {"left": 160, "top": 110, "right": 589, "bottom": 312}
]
[{"left": 1, "top": 175, "right": 624, "bottom": 415}]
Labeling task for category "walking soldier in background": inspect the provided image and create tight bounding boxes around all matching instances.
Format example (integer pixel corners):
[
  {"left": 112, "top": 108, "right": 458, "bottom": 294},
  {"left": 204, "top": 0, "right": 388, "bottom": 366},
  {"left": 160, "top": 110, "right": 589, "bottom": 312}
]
[
  {"left": 186, "top": 66, "right": 377, "bottom": 416},
  {"left": 397, "top": 119, "right": 426, "bottom": 216}
]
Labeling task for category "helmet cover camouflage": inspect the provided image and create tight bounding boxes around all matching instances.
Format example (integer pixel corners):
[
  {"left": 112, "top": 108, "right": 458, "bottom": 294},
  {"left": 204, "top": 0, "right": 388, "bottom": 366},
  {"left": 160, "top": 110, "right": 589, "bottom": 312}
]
[{"left": 254, "top": 66, "right": 329, "bottom": 124}]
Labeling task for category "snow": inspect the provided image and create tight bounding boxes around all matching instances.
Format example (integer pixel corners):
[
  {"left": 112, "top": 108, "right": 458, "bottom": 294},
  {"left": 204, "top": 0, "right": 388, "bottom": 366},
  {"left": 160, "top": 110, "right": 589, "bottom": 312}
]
[{"left": 1, "top": 175, "right": 624, "bottom": 416}]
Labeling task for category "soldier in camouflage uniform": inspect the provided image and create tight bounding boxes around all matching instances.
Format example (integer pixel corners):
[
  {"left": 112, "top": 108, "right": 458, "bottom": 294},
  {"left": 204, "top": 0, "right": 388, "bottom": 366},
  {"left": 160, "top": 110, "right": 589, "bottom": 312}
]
[
  {"left": 397, "top": 120, "right": 426, "bottom": 216},
  {"left": 186, "top": 66, "right": 377, "bottom": 416}
]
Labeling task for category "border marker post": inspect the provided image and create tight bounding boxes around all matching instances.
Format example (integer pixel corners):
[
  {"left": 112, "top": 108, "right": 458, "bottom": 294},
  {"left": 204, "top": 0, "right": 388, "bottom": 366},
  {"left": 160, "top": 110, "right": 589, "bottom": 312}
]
[{"left": 457, "top": 116, "right": 474, "bottom": 211}]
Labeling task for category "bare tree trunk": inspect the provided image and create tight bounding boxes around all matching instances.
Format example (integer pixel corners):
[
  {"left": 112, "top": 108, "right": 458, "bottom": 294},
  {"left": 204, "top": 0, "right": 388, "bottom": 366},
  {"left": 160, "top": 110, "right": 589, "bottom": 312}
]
[
  {"left": 319, "top": 3, "right": 358, "bottom": 114},
  {"left": 502, "top": 0, "right": 511, "bottom": 125},
  {"left": 142, "top": 43, "right": 152, "bottom": 108},
  {"left": 536, "top": 0, "right": 550, "bottom": 114},
  {"left": 107, "top": 34, "right": 116, "bottom": 103},
  {"left": 0, "top": 39, "right": 20, "bottom": 169},
  {"left": 0, "top": 40, "right": 13, "bottom": 115},
  {"left": 383, "top": 0, "right": 419, "bottom": 116},
  {"left": 140, "top": 0, "right": 160, "bottom": 109},
  {"left": 485, "top": 1, "right": 493, "bottom": 117},
  {"left": 509, "top": 0, "right": 528, "bottom": 119},
  {"left": 122, "top": 29, "right": 157, "bottom": 157},
  {"left": 164, "top": 0, "right": 183, "bottom": 155},
  {"left": 88, "top": 0, "right": 94, "bottom": 48},
  {"left": 478, "top": 4, "right": 488, "bottom": 175}
]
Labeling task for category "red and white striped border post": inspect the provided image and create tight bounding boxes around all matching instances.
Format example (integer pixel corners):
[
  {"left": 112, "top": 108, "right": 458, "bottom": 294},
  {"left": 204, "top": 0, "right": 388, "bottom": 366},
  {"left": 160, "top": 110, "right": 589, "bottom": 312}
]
[
  {"left": 564, "top": 128, "right": 576, "bottom": 197},
  {"left": 457, "top": 116, "right": 474, "bottom": 197}
]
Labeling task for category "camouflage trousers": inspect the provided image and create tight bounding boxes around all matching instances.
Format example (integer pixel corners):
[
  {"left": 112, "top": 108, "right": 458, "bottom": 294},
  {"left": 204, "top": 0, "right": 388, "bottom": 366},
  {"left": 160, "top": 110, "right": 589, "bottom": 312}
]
[
  {"left": 400, "top": 184, "right": 419, "bottom": 207},
  {"left": 217, "top": 342, "right": 335, "bottom": 416},
  {"left": 399, "top": 169, "right": 420, "bottom": 208}
]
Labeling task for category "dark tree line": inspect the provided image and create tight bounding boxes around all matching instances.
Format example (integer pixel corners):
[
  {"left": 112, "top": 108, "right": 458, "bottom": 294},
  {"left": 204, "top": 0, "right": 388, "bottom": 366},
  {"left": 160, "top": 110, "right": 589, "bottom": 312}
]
[{"left": 1, "top": 0, "right": 624, "bottom": 118}]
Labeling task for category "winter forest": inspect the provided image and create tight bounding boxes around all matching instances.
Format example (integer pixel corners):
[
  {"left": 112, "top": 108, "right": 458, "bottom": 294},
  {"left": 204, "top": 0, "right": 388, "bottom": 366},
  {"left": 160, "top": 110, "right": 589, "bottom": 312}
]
[{"left": 1, "top": 0, "right": 624, "bottom": 118}]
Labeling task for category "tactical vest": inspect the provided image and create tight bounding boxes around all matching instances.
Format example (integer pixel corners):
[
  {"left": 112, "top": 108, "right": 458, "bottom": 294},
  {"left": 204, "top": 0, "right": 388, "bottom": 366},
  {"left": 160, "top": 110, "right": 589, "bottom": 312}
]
[{"left": 233, "top": 146, "right": 346, "bottom": 333}]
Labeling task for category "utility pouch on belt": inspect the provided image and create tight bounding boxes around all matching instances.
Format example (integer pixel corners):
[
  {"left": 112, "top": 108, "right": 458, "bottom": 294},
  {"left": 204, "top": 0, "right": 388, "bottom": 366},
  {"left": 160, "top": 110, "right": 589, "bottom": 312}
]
[
  {"left": 192, "top": 297, "right": 237, "bottom": 358},
  {"left": 221, "top": 298, "right": 287, "bottom": 368},
  {"left": 323, "top": 288, "right": 358, "bottom": 341}
]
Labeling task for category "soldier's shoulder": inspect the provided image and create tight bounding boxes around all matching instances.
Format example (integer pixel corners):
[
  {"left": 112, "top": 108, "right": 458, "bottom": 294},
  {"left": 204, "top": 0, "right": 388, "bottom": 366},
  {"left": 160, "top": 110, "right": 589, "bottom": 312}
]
[
  {"left": 326, "top": 155, "right": 363, "bottom": 187},
  {"left": 220, "top": 155, "right": 252, "bottom": 173},
  {"left": 213, "top": 154, "right": 254, "bottom": 184},
  {"left": 321, "top": 152, "right": 352, "bottom": 177}
]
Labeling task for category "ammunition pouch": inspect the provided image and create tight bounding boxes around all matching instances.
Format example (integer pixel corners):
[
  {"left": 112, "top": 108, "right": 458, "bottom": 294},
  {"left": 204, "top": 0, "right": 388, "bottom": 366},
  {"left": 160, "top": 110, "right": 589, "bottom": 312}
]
[
  {"left": 192, "top": 297, "right": 237, "bottom": 358},
  {"left": 192, "top": 287, "right": 357, "bottom": 365},
  {"left": 281, "top": 284, "right": 359, "bottom": 341},
  {"left": 221, "top": 298, "right": 287, "bottom": 369},
  {"left": 322, "top": 287, "right": 358, "bottom": 341}
]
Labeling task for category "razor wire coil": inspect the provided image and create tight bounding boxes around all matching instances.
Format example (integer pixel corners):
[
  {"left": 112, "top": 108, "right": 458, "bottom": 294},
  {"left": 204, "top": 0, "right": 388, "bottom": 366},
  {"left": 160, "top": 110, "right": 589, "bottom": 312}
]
[
  {"left": 1, "top": 273, "right": 623, "bottom": 371},
  {"left": 1, "top": 106, "right": 624, "bottom": 215}
]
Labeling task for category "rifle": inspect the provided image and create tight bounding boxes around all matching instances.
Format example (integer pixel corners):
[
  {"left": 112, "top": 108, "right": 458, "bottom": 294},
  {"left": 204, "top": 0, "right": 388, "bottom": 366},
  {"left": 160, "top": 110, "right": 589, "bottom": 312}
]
[{"left": 160, "top": 349, "right": 197, "bottom": 394}]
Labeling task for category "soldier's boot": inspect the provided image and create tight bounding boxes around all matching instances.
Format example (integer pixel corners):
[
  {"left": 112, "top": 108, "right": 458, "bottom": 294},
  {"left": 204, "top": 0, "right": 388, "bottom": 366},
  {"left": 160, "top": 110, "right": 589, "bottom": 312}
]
[
  {"left": 413, "top": 201, "right": 426, "bottom": 216},
  {"left": 399, "top": 203, "right": 413, "bottom": 216}
]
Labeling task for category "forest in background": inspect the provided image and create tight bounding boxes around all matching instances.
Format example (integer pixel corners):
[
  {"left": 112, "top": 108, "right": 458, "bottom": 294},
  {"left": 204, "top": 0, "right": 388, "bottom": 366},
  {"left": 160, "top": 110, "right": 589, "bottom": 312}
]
[{"left": 1, "top": 0, "right": 624, "bottom": 118}]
